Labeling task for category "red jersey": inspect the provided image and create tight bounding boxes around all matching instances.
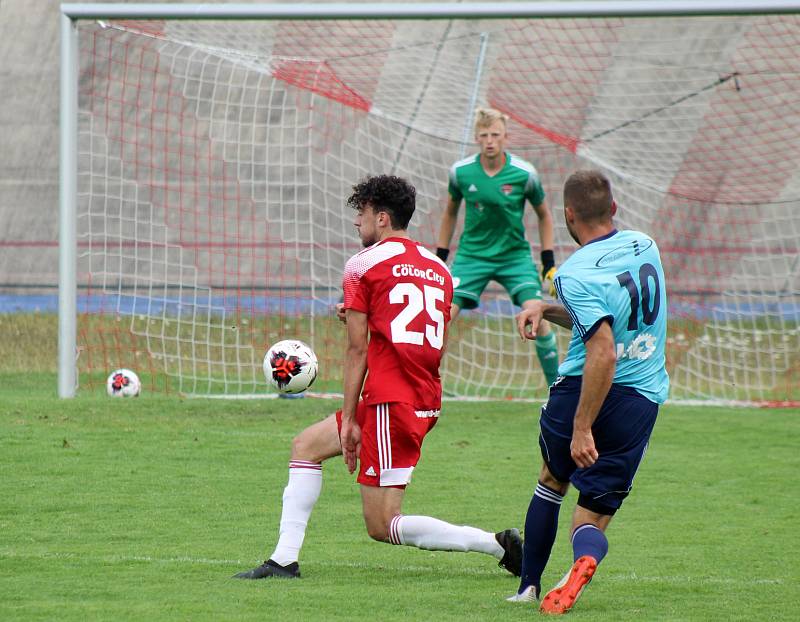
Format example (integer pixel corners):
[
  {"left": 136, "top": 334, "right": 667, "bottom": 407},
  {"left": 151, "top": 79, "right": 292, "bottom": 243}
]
[{"left": 342, "top": 237, "right": 453, "bottom": 410}]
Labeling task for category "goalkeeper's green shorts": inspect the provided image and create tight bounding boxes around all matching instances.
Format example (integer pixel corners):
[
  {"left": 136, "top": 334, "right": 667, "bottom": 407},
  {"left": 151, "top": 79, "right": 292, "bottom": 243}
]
[{"left": 450, "top": 252, "right": 542, "bottom": 310}]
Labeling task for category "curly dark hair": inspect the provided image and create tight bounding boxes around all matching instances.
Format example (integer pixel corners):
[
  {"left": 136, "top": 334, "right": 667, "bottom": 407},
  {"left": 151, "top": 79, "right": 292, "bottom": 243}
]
[{"left": 346, "top": 175, "right": 416, "bottom": 230}]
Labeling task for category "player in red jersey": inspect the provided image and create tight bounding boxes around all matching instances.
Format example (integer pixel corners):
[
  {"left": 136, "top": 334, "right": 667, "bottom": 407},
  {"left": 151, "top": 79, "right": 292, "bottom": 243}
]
[{"left": 235, "top": 175, "right": 522, "bottom": 580}]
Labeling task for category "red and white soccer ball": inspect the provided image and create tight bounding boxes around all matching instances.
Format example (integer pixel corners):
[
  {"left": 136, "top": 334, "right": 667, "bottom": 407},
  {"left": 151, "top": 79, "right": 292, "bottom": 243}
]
[
  {"left": 106, "top": 368, "right": 141, "bottom": 397},
  {"left": 263, "top": 339, "right": 318, "bottom": 394}
]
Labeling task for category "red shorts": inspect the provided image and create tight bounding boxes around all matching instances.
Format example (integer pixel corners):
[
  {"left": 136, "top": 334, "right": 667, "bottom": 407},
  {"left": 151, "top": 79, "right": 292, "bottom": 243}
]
[{"left": 336, "top": 401, "right": 439, "bottom": 488}]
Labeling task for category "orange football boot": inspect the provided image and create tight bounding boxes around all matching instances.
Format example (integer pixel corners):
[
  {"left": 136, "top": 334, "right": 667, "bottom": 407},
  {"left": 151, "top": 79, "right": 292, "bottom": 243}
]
[{"left": 540, "top": 555, "right": 597, "bottom": 615}]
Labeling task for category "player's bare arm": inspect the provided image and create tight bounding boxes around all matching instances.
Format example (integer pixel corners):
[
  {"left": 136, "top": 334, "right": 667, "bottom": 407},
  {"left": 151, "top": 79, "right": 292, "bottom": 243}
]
[
  {"left": 436, "top": 195, "right": 462, "bottom": 257},
  {"left": 341, "top": 308, "right": 368, "bottom": 474},
  {"left": 542, "top": 303, "right": 573, "bottom": 329},
  {"left": 531, "top": 199, "right": 555, "bottom": 256},
  {"left": 571, "top": 320, "right": 616, "bottom": 468},
  {"left": 517, "top": 302, "right": 573, "bottom": 339}
]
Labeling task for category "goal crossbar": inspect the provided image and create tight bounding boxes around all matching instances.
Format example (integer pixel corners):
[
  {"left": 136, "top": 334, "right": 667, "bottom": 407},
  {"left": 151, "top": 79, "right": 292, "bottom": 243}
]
[{"left": 61, "top": 1, "right": 800, "bottom": 20}]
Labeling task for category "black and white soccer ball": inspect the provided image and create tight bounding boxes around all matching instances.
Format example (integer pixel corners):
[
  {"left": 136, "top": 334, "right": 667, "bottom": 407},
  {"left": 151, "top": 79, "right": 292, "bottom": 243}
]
[
  {"left": 263, "top": 339, "right": 318, "bottom": 394},
  {"left": 106, "top": 368, "right": 141, "bottom": 397}
]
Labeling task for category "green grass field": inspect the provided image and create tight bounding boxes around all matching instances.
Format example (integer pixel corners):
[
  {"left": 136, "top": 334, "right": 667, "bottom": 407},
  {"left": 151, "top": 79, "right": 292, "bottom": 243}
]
[{"left": 1, "top": 371, "right": 798, "bottom": 621}]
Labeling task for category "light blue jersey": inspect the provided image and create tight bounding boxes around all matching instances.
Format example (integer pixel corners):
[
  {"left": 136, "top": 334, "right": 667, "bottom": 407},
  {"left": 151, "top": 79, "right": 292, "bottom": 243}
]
[{"left": 554, "top": 229, "right": 669, "bottom": 404}]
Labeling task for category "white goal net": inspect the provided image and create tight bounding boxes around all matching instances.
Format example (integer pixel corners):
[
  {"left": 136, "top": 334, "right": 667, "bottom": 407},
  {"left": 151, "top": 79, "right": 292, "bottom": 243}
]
[{"left": 69, "top": 9, "right": 800, "bottom": 403}]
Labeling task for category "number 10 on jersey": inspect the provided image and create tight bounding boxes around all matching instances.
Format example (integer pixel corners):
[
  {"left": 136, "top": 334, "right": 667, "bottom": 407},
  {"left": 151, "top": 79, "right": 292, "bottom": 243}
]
[{"left": 389, "top": 283, "right": 446, "bottom": 349}]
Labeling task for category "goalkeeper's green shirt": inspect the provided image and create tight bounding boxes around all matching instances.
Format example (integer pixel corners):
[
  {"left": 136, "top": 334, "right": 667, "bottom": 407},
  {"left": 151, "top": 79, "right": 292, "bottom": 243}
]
[{"left": 448, "top": 152, "right": 546, "bottom": 261}]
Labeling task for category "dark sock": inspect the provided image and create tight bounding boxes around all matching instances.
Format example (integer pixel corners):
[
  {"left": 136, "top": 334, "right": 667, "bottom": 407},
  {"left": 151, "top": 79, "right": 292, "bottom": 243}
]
[
  {"left": 518, "top": 482, "right": 564, "bottom": 596},
  {"left": 572, "top": 523, "right": 608, "bottom": 563}
]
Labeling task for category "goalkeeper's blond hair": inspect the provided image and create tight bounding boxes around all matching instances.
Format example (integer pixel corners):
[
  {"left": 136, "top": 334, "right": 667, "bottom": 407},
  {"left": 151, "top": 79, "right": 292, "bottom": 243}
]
[{"left": 474, "top": 107, "right": 508, "bottom": 133}]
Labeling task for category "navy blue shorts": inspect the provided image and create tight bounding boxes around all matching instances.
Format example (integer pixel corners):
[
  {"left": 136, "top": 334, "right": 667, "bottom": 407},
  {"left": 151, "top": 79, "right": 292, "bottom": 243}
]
[{"left": 539, "top": 376, "right": 658, "bottom": 515}]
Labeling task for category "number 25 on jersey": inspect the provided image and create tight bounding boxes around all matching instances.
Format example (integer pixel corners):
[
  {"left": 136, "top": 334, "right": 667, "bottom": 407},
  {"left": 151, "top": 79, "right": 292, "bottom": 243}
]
[{"left": 389, "top": 283, "right": 445, "bottom": 349}]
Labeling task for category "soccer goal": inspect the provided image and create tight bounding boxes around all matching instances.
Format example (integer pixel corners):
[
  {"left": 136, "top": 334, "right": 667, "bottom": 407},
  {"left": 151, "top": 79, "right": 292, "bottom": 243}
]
[{"left": 59, "top": 2, "right": 800, "bottom": 404}]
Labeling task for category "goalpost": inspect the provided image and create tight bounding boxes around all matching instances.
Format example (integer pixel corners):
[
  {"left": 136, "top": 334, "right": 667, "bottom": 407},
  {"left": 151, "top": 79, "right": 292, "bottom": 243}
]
[{"left": 59, "top": 1, "right": 800, "bottom": 404}]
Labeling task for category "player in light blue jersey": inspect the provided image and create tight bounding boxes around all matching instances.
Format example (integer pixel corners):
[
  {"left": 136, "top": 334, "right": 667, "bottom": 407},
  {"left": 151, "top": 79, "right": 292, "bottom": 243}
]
[
  {"left": 553, "top": 228, "right": 668, "bottom": 404},
  {"left": 507, "top": 170, "right": 669, "bottom": 614}
]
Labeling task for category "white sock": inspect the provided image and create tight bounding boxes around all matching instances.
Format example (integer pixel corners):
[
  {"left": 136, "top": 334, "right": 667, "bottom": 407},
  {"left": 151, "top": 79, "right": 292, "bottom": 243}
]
[
  {"left": 388, "top": 515, "right": 504, "bottom": 559},
  {"left": 269, "top": 460, "right": 322, "bottom": 566}
]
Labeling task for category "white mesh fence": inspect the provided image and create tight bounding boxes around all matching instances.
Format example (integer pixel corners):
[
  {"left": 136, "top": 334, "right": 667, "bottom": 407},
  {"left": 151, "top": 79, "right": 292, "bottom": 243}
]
[{"left": 73, "top": 15, "right": 800, "bottom": 402}]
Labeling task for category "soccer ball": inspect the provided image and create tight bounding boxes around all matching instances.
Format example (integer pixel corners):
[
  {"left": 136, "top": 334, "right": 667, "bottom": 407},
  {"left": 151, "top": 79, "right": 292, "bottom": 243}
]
[
  {"left": 106, "top": 368, "right": 141, "bottom": 397},
  {"left": 263, "top": 339, "right": 318, "bottom": 394}
]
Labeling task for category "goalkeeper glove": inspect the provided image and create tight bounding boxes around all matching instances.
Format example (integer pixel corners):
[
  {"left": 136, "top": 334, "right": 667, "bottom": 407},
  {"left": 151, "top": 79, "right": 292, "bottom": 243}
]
[
  {"left": 436, "top": 247, "right": 450, "bottom": 262},
  {"left": 541, "top": 250, "right": 557, "bottom": 298}
]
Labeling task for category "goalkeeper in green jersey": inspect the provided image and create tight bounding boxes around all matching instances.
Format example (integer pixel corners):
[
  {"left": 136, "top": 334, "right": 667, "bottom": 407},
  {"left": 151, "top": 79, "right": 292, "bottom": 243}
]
[{"left": 436, "top": 107, "right": 559, "bottom": 386}]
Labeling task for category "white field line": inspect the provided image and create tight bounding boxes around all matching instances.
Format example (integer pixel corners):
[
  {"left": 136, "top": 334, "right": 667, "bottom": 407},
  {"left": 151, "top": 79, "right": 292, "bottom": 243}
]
[{"left": 0, "top": 550, "right": 783, "bottom": 584}]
